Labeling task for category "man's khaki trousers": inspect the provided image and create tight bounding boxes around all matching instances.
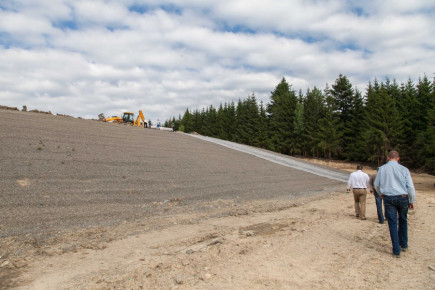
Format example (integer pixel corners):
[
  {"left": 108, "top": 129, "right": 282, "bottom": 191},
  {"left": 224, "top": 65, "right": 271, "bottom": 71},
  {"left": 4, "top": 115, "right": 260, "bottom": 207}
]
[{"left": 353, "top": 188, "right": 367, "bottom": 219}]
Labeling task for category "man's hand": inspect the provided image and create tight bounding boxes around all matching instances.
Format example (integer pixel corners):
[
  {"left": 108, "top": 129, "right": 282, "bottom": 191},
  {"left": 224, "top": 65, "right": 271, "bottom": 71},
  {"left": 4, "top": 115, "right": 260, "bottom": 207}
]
[{"left": 409, "top": 203, "right": 414, "bottom": 210}]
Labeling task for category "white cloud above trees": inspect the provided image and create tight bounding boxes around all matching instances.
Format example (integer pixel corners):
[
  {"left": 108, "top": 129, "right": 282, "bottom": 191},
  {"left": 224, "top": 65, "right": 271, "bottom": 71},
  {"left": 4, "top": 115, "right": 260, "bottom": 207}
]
[{"left": 0, "top": 0, "right": 434, "bottom": 121}]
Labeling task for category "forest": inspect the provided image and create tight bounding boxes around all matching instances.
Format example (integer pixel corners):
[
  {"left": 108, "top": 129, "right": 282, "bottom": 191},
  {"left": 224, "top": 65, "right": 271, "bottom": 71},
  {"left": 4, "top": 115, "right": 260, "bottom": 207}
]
[{"left": 166, "top": 74, "right": 435, "bottom": 174}]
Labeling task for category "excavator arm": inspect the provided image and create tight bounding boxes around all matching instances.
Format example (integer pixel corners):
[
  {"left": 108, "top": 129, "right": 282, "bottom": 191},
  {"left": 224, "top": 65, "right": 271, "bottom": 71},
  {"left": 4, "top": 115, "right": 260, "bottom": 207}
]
[{"left": 135, "top": 110, "right": 148, "bottom": 128}]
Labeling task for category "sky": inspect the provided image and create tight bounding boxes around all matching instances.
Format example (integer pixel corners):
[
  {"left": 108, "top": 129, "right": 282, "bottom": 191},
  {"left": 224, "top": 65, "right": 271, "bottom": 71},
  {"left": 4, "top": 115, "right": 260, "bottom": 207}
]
[{"left": 0, "top": 0, "right": 434, "bottom": 122}]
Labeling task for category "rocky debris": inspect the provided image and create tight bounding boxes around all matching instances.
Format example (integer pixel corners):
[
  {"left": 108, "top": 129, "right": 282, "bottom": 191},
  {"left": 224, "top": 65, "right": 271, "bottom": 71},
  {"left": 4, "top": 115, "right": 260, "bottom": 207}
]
[
  {"left": 1, "top": 260, "right": 12, "bottom": 268},
  {"left": 56, "top": 113, "right": 74, "bottom": 118},
  {"left": 29, "top": 109, "right": 52, "bottom": 114},
  {"left": 207, "top": 237, "right": 224, "bottom": 246},
  {"left": 174, "top": 276, "right": 184, "bottom": 284},
  {"left": 0, "top": 105, "right": 19, "bottom": 111},
  {"left": 1, "top": 104, "right": 75, "bottom": 118}
]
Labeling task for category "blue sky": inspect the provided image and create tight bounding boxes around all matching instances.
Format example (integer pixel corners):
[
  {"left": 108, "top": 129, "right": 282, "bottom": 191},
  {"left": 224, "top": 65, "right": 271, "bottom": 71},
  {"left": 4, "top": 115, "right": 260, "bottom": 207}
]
[{"left": 0, "top": 0, "right": 434, "bottom": 122}]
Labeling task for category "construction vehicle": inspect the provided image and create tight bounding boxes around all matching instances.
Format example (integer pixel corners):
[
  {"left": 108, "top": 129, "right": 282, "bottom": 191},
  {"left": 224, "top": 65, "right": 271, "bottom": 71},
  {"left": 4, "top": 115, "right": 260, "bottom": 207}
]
[
  {"left": 104, "top": 110, "right": 148, "bottom": 128},
  {"left": 134, "top": 110, "right": 148, "bottom": 127}
]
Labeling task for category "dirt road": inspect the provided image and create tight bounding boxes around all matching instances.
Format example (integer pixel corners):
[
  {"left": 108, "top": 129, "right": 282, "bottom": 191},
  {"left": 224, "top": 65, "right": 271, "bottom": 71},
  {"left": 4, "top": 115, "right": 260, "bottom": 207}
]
[{"left": 1, "top": 109, "right": 434, "bottom": 289}]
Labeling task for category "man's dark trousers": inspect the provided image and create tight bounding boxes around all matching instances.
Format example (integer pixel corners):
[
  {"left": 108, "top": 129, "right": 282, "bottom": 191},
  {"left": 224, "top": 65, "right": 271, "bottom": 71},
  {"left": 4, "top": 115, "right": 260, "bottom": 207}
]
[
  {"left": 383, "top": 195, "right": 409, "bottom": 255},
  {"left": 374, "top": 189, "right": 384, "bottom": 223}
]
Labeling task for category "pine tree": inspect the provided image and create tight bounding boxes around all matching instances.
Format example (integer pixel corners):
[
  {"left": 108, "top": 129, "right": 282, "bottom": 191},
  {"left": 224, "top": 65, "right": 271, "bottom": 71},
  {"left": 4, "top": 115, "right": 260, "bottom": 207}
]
[
  {"left": 245, "top": 94, "right": 261, "bottom": 146},
  {"left": 226, "top": 101, "right": 237, "bottom": 141},
  {"left": 292, "top": 98, "right": 304, "bottom": 155},
  {"left": 234, "top": 95, "right": 261, "bottom": 146},
  {"left": 171, "top": 116, "right": 177, "bottom": 131},
  {"left": 180, "top": 109, "right": 193, "bottom": 133},
  {"left": 205, "top": 105, "right": 218, "bottom": 137},
  {"left": 363, "top": 79, "right": 402, "bottom": 165},
  {"left": 216, "top": 103, "right": 227, "bottom": 139},
  {"left": 414, "top": 75, "right": 435, "bottom": 168},
  {"left": 267, "top": 78, "right": 298, "bottom": 154},
  {"left": 346, "top": 88, "right": 366, "bottom": 160},
  {"left": 328, "top": 74, "right": 359, "bottom": 160},
  {"left": 303, "top": 87, "right": 325, "bottom": 157},
  {"left": 414, "top": 76, "right": 435, "bottom": 171},
  {"left": 384, "top": 78, "right": 403, "bottom": 148},
  {"left": 425, "top": 105, "right": 435, "bottom": 173},
  {"left": 191, "top": 109, "right": 202, "bottom": 133},
  {"left": 363, "top": 81, "right": 386, "bottom": 165},
  {"left": 415, "top": 75, "right": 432, "bottom": 132},
  {"left": 316, "top": 90, "right": 343, "bottom": 159},
  {"left": 234, "top": 99, "right": 245, "bottom": 143},
  {"left": 258, "top": 101, "right": 269, "bottom": 149},
  {"left": 397, "top": 79, "right": 419, "bottom": 166}
]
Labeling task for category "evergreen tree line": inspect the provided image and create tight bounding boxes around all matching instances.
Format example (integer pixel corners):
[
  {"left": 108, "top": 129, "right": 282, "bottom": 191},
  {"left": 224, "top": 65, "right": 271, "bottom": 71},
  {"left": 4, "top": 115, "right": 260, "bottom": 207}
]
[{"left": 166, "top": 74, "right": 435, "bottom": 173}]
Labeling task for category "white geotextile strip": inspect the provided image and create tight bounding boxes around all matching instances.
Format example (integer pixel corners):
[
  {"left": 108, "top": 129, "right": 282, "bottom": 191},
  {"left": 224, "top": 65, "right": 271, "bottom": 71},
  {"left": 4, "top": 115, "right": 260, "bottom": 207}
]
[{"left": 185, "top": 133, "right": 348, "bottom": 183}]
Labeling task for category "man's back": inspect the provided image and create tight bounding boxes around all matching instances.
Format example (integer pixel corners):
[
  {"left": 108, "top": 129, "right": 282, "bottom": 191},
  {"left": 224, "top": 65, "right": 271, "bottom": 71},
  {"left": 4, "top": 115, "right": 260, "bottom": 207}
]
[
  {"left": 348, "top": 170, "right": 369, "bottom": 189},
  {"left": 375, "top": 161, "right": 415, "bottom": 203}
]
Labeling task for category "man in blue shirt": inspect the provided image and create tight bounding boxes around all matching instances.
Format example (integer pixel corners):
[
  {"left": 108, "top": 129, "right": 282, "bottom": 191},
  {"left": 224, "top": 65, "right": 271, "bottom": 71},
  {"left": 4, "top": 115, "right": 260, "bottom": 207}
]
[{"left": 374, "top": 150, "right": 415, "bottom": 257}]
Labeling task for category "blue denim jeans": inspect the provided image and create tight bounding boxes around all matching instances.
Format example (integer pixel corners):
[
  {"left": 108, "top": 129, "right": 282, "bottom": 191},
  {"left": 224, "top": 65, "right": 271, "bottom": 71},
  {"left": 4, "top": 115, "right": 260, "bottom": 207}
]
[
  {"left": 374, "top": 190, "right": 384, "bottom": 223},
  {"left": 383, "top": 195, "right": 409, "bottom": 255}
]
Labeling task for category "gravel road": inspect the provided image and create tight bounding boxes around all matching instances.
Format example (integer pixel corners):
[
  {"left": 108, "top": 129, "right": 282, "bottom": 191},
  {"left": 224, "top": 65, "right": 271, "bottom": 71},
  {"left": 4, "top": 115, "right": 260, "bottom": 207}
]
[{"left": 0, "top": 109, "right": 346, "bottom": 239}]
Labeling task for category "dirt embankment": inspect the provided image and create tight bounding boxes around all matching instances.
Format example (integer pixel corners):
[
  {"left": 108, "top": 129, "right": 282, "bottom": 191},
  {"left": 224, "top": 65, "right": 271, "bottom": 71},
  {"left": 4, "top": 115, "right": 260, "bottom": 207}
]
[{"left": 0, "top": 109, "right": 434, "bottom": 289}]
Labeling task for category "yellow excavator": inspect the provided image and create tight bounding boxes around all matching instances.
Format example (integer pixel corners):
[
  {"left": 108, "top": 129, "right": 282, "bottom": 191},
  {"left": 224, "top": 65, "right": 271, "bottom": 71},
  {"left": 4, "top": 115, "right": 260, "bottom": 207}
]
[{"left": 104, "top": 110, "right": 148, "bottom": 128}]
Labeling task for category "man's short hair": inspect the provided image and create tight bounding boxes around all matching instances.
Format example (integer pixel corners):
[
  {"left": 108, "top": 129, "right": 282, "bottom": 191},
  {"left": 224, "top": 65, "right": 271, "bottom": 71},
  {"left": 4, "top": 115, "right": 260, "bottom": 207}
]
[
  {"left": 388, "top": 150, "right": 400, "bottom": 159},
  {"left": 357, "top": 164, "right": 363, "bottom": 170}
]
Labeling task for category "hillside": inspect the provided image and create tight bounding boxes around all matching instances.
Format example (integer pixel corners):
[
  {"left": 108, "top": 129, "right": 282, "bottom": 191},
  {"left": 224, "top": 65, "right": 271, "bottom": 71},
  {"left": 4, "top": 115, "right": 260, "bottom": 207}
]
[{"left": 0, "top": 109, "right": 434, "bottom": 289}]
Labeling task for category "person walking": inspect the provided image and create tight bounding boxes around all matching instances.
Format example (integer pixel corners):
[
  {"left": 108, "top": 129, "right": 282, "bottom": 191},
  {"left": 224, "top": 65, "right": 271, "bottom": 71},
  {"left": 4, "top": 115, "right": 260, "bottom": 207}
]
[
  {"left": 347, "top": 165, "right": 370, "bottom": 220},
  {"left": 374, "top": 150, "right": 415, "bottom": 258},
  {"left": 369, "top": 169, "right": 384, "bottom": 224}
]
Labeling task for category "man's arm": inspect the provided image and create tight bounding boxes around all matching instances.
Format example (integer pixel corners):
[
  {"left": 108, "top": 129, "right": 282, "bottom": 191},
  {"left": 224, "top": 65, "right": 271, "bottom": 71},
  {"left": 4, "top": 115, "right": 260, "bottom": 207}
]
[
  {"left": 366, "top": 174, "right": 371, "bottom": 191},
  {"left": 405, "top": 169, "right": 416, "bottom": 207},
  {"left": 346, "top": 173, "right": 353, "bottom": 191},
  {"left": 374, "top": 171, "right": 382, "bottom": 197}
]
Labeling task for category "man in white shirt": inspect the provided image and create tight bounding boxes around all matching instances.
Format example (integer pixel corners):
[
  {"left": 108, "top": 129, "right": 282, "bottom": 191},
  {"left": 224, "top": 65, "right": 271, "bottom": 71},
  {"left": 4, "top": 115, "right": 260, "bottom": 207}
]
[{"left": 347, "top": 165, "right": 370, "bottom": 220}]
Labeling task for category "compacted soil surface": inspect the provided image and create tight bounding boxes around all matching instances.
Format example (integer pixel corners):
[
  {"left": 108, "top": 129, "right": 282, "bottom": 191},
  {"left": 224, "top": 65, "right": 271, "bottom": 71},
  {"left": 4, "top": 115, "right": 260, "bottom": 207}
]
[{"left": 0, "top": 109, "right": 434, "bottom": 289}]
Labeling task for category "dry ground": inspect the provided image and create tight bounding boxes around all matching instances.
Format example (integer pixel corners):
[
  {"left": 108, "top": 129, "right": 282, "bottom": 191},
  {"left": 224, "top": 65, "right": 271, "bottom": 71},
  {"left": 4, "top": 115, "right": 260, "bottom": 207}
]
[{"left": 0, "top": 109, "right": 434, "bottom": 289}]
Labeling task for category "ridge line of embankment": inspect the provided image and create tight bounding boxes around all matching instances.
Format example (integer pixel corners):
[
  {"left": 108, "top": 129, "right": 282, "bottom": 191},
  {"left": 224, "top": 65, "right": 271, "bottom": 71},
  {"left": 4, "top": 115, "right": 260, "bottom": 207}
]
[{"left": 185, "top": 133, "right": 349, "bottom": 183}]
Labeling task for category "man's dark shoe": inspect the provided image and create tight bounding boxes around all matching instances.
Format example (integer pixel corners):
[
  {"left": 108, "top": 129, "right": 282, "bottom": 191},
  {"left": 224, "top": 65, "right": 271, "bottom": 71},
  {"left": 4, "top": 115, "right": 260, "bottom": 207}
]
[
  {"left": 393, "top": 254, "right": 400, "bottom": 258},
  {"left": 379, "top": 221, "right": 384, "bottom": 224},
  {"left": 401, "top": 247, "right": 408, "bottom": 252}
]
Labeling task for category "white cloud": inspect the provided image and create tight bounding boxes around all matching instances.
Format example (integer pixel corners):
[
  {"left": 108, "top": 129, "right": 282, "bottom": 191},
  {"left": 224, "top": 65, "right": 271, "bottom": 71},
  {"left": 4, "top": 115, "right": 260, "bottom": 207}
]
[
  {"left": 74, "top": 1, "right": 131, "bottom": 26},
  {"left": 0, "top": 0, "right": 434, "bottom": 121}
]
